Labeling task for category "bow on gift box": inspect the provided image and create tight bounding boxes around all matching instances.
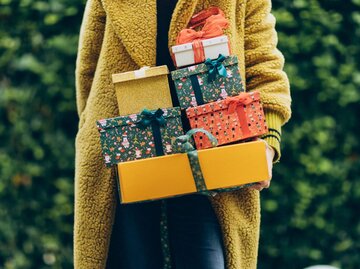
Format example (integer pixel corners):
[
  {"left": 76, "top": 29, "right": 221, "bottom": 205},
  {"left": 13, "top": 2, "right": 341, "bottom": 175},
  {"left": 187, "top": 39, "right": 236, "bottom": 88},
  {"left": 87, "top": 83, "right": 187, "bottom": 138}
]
[
  {"left": 137, "top": 108, "right": 166, "bottom": 129},
  {"left": 188, "top": 7, "right": 226, "bottom": 29},
  {"left": 137, "top": 108, "right": 167, "bottom": 156},
  {"left": 226, "top": 93, "right": 258, "bottom": 138},
  {"left": 173, "top": 129, "right": 217, "bottom": 195},
  {"left": 173, "top": 128, "right": 218, "bottom": 153},
  {"left": 176, "top": 8, "right": 229, "bottom": 63},
  {"left": 176, "top": 14, "right": 229, "bottom": 44},
  {"left": 173, "top": 128, "right": 254, "bottom": 194},
  {"left": 205, "top": 54, "right": 227, "bottom": 82}
]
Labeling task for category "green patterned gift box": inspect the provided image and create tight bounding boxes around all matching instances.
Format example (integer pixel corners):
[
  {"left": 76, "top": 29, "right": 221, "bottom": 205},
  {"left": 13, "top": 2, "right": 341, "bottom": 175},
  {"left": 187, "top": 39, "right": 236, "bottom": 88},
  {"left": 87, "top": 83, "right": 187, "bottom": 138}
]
[
  {"left": 96, "top": 107, "right": 183, "bottom": 167},
  {"left": 171, "top": 54, "right": 244, "bottom": 110}
]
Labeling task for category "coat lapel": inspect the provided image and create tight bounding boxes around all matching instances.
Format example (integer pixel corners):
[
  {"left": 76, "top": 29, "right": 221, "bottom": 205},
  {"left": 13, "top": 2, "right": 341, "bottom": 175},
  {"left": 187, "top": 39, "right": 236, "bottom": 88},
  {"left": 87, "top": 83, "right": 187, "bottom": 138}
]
[
  {"left": 101, "top": 0, "right": 201, "bottom": 67},
  {"left": 102, "top": 0, "right": 157, "bottom": 67},
  {"left": 168, "top": 0, "right": 201, "bottom": 48}
]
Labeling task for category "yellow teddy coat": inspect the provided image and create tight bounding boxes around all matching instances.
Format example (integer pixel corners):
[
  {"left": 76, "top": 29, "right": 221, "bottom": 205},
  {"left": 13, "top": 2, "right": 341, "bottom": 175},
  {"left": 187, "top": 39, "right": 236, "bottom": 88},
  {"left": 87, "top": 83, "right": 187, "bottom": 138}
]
[{"left": 74, "top": 0, "right": 291, "bottom": 268}]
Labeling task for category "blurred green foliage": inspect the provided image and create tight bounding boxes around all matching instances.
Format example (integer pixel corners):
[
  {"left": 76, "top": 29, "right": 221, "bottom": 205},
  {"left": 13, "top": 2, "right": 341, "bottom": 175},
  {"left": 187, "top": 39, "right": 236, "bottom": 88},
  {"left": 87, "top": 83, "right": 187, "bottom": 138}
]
[
  {"left": 259, "top": 0, "right": 360, "bottom": 268},
  {"left": 0, "top": 0, "right": 359, "bottom": 268},
  {"left": 0, "top": 0, "right": 82, "bottom": 268}
]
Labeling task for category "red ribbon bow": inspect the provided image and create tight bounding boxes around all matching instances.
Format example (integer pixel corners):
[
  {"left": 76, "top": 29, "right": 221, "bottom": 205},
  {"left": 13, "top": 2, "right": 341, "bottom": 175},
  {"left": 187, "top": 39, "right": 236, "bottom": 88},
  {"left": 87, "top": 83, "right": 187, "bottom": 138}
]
[
  {"left": 226, "top": 93, "right": 257, "bottom": 138},
  {"left": 188, "top": 7, "right": 225, "bottom": 28},
  {"left": 175, "top": 10, "right": 229, "bottom": 64},
  {"left": 176, "top": 14, "right": 229, "bottom": 45},
  {"left": 226, "top": 93, "right": 255, "bottom": 113}
]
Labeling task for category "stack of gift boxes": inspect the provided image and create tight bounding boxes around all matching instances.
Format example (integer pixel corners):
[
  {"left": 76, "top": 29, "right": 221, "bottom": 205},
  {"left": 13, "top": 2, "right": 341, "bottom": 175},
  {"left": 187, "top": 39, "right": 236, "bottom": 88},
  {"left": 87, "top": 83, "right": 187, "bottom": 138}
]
[{"left": 96, "top": 8, "right": 271, "bottom": 203}]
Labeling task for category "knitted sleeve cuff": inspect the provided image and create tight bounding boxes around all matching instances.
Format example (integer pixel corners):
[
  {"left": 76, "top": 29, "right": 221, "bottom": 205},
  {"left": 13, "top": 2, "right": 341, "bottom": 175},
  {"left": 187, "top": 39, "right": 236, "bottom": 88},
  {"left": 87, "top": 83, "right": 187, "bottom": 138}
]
[{"left": 261, "top": 110, "right": 283, "bottom": 163}]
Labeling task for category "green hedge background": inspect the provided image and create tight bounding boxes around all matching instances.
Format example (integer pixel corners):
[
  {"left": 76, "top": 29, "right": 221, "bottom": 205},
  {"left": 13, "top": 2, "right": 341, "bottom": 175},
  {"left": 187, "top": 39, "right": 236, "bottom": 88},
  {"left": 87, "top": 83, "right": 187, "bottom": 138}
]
[{"left": 0, "top": 0, "right": 359, "bottom": 268}]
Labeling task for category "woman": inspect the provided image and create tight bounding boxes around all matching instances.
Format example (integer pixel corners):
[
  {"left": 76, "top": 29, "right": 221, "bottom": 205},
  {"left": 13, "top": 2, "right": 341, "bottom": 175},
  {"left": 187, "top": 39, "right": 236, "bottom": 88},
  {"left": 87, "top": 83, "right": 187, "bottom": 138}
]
[{"left": 74, "top": 0, "right": 291, "bottom": 268}]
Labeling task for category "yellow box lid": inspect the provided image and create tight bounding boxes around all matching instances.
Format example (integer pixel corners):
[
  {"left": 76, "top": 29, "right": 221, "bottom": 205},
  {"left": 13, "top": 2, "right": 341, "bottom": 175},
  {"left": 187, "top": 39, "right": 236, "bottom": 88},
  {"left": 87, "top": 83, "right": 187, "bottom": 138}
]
[{"left": 112, "top": 65, "right": 169, "bottom": 84}]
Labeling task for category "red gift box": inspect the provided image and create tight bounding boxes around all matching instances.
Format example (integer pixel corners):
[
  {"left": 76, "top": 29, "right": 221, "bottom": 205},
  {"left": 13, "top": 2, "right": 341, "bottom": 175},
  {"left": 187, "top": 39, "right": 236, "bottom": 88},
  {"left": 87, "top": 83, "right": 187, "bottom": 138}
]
[{"left": 186, "top": 91, "right": 268, "bottom": 149}]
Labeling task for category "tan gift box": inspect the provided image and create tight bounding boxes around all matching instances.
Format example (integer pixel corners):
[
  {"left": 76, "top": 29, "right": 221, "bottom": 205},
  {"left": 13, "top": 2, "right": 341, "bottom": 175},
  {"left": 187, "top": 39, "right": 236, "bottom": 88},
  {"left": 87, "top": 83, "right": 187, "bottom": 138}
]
[{"left": 112, "top": 66, "right": 173, "bottom": 115}]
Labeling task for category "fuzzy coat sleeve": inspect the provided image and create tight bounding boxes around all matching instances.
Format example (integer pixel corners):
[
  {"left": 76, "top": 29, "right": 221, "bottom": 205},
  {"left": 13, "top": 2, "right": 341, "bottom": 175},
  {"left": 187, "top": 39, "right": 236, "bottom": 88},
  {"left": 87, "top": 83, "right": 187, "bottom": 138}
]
[
  {"left": 75, "top": 0, "right": 106, "bottom": 117},
  {"left": 244, "top": 0, "right": 292, "bottom": 162}
]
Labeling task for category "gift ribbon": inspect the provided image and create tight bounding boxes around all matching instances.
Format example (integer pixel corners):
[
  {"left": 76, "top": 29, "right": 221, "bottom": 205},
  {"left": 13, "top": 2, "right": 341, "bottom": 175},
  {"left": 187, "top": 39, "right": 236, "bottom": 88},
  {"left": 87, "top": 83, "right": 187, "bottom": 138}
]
[
  {"left": 192, "top": 40, "right": 206, "bottom": 66},
  {"left": 188, "top": 7, "right": 226, "bottom": 29},
  {"left": 187, "top": 54, "right": 228, "bottom": 106},
  {"left": 176, "top": 14, "right": 229, "bottom": 44},
  {"left": 205, "top": 54, "right": 227, "bottom": 82},
  {"left": 189, "top": 74, "right": 205, "bottom": 106},
  {"left": 173, "top": 129, "right": 218, "bottom": 195},
  {"left": 137, "top": 108, "right": 166, "bottom": 156},
  {"left": 176, "top": 12, "right": 229, "bottom": 63},
  {"left": 226, "top": 93, "right": 255, "bottom": 138}
]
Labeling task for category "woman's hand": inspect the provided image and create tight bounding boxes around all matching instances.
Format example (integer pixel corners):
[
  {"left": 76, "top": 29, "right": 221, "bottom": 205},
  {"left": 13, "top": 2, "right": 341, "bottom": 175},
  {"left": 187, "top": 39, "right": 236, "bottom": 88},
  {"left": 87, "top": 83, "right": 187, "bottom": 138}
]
[{"left": 249, "top": 140, "right": 275, "bottom": 191}]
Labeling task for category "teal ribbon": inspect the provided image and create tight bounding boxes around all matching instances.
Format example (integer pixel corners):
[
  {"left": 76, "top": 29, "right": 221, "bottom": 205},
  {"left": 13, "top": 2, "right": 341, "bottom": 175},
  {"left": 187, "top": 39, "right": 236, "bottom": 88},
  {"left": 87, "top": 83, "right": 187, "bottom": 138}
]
[
  {"left": 137, "top": 108, "right": 167, "bottom": 156},
  {"left": 136, "top": 108, "right": 166, "bottom": 129},
  {"left": 173, "top": 129, "right": 218, "bottom": 195},
  {"left": 173, "top": 128, "right": 218, "bottom": 153},
  {"left": 205, "top": 54, "right": 227, "bottom": 82}
]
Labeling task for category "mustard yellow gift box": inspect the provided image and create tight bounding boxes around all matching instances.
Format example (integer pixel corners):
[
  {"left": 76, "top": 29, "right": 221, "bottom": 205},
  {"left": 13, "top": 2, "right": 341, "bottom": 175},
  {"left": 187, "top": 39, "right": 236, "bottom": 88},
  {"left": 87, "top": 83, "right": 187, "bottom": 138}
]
[
  {"left": 117, "top": 140, "right": 270, "bottom": 203},
  {"left": 112, "top": 66, "right": 173, "bottom": 115}
]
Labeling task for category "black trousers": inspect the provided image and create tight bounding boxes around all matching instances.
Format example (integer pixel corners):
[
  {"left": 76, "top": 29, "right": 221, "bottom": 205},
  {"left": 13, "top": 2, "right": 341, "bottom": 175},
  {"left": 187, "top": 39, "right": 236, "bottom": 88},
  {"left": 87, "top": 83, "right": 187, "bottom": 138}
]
[{"left": 106, "top": 194, "right": 225, "bottom": 269}]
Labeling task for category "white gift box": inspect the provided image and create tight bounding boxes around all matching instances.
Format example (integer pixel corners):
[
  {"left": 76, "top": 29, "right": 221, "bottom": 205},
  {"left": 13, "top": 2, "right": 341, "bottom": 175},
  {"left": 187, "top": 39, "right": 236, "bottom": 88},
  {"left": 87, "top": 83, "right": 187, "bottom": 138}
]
[{"left": 172, "top": 35, "right": 230, "bottom": 68}]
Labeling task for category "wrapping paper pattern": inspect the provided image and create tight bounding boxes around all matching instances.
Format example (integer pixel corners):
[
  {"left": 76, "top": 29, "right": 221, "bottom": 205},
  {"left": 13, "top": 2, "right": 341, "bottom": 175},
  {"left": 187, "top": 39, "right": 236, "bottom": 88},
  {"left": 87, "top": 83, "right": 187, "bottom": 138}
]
[
  {"left": 186, "top": 91, "right": 268, "bottom": 149},
  {"left": 171, "top": 55, "right": 244, "bottom": 109},
  {"left": 96, "top": 107, "right": 183, "bottom": 166}
]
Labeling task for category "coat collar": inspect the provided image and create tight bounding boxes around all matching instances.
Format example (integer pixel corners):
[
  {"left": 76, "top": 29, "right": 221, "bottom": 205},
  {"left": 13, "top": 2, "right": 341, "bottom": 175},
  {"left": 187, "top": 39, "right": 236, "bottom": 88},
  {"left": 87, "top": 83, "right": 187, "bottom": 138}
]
[{"left": 102, "top": 0, "right": 200, "bottom": 67}]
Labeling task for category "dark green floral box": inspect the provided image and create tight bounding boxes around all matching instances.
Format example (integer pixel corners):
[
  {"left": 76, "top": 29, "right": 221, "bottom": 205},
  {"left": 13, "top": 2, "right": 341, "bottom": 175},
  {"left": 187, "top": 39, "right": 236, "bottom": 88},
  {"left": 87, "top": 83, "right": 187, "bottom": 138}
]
[
  {"left": 171, "top": 55, "right": 244, "bottom": 110},
  {"left": 96, "top": 107, "right": 183, "bottom": 167}
]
